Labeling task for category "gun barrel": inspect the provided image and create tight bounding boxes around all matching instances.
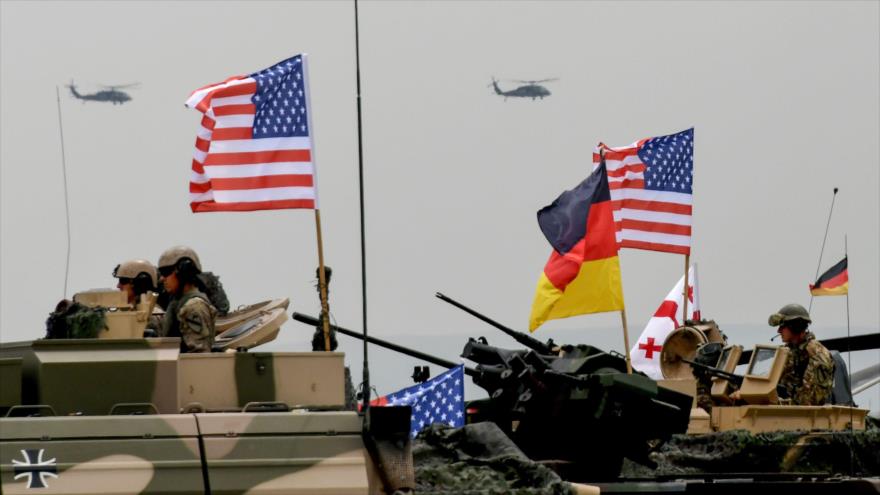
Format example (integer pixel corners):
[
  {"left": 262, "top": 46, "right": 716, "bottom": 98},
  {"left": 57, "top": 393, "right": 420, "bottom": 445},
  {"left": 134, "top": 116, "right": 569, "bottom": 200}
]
[
  {"left": 435, "top": 292, "right": 552, "bottom": 354},
  {"left": 682, "top": 358, "right": 744, "bottom": 386},
  {"left": 292, "top": 312, "right": 477, "bottom": 377}
]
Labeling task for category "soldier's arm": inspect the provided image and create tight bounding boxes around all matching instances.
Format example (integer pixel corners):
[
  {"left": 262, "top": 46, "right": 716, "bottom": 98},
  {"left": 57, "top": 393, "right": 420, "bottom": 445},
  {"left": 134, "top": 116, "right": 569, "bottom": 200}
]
[
  {"left": 794, "top": 345, "right": 835, "bottom": 405},
  {"left": 179, "top": 299, "right": 217, "bottom": 353}
]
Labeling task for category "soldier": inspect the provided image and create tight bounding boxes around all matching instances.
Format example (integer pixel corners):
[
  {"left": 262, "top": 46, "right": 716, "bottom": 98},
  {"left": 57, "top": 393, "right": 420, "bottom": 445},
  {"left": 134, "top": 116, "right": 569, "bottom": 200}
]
[
  {"left": 155, "top": 254, "right": 230, "bottom": 316},
  {"left": 769, "top": 303, "right": 834, "bottom": 405},
  {"left": 112, "top": 259, "right": 157, "bottom": 304},
  {"left": 112, "top": 259, "right": 162, "bottom": 333},
  {"left": 157, "top": 246, "right": 217, "bottom": 353}
]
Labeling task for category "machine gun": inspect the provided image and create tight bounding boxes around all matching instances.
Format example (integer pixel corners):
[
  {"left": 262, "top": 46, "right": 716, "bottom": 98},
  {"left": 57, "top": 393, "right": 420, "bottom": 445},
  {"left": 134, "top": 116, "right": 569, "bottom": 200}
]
[
  {"left": 435, "top": 292, "right": 556, "bottom": 355},
  {"left": 294, "top": 306, "right": 693, "bottom": 482},
  {"left": 291, "top": 312, "right": 478, "bottom": 377},
  {"left": 682, "top": 357, "right": 744, "bottom": 386}
]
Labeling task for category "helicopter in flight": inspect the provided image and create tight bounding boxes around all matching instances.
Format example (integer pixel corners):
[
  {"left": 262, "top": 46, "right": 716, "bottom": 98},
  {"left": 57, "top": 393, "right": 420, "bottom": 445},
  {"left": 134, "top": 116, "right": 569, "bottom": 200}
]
[
  {"left": 489, "top": 77, "right": 557, "bottom": 101},
  {"left": 67, "top": 80, "right": 139, "bottom": 105}
]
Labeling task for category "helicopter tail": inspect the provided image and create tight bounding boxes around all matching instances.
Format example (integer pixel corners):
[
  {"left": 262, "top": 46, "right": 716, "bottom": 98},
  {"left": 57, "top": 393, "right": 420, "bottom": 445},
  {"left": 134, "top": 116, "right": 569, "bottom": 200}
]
[
  {"left": 66, "top": 79, "right": 82, "bottom": 99},
  {"left": 489, "top": 77, "right": 503, "bottom": 95}
]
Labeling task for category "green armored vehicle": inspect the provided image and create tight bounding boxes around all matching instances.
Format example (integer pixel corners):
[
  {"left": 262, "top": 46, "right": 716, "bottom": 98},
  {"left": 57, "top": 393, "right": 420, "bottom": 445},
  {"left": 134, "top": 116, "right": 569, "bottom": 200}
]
[{"left": 0, "top": 289, "right": 413, "bottom": 494}]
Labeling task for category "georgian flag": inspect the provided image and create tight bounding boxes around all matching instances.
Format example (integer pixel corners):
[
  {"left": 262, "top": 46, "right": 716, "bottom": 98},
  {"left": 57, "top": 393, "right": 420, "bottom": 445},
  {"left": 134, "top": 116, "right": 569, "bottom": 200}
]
[{"left": 631, "top": 264, "right": 701, "bottom": 379}]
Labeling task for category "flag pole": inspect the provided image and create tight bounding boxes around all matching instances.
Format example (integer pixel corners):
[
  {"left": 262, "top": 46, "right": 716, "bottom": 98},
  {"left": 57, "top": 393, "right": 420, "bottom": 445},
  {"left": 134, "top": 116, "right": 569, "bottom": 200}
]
[
  {"left": 620, "top": 310, "right": 633, "bottom": 374},
  {"left": 314, "top": 210, "right": 332, "bottom": 351},
  {"left": 682, "top": 254, "right": 690, "bottom": 325},
  {"left": 809, "top": 187, "right": 839, "bottom": 312},
  {"left": 301, "top": 54, "right": 333, "bottom": 352}
]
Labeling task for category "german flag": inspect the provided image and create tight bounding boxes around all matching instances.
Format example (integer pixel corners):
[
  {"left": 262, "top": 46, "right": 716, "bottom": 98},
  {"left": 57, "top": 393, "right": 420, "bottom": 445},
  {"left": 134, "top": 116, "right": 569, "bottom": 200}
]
[
  {"left": 529, "top": 162, "right": 624, "bottom": 331},
  {"left": 810, "top": 257, "right": 848, "bottom": 296}
]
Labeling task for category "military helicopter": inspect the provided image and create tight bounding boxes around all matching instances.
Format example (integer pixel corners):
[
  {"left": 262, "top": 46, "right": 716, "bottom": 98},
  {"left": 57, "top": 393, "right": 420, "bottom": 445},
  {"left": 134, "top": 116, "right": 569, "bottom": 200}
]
[
  {"left": 67, "top": 80, "right": 138, "bottom": 105},
  {"left": 489, "top": 77, "right": 557, "bottom": 100}
]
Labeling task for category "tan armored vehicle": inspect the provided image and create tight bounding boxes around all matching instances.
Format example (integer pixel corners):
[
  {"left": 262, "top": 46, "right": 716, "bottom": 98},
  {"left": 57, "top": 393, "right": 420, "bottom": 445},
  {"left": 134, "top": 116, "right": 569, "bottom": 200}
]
[
  {"left": 0, "top": 289, "right": 413, "bottom": 494},
  {"left": 658, "top": 321, "right": 869, "bottom": 434}
]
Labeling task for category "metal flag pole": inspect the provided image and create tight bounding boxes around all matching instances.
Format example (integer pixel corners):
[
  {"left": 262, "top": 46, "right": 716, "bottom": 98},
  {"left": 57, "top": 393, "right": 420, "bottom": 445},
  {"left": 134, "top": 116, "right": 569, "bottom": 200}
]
[
  {"left": 56, "top": 86, "right": 72, "bottom": 299},
  {"left": 682, "top": 254, "right": 690, "bottom": 325},
  {"left": 301, "top": 54, "right": 333, "bottom": 352},
  {"left": 809, "top": 187, "right": 839, "bottom": 312},
  {"left": 353, "top": 0, "right": 371, "bottom": 416}
]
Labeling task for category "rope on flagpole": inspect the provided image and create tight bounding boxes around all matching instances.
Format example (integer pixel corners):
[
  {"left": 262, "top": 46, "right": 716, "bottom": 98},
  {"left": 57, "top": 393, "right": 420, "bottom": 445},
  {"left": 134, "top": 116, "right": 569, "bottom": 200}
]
[
  {"left": 56, "top": 86, "right": 72, "bottom": 299},
  {"left": 809, "top": 187, "right": 838, "bottom": 312}
]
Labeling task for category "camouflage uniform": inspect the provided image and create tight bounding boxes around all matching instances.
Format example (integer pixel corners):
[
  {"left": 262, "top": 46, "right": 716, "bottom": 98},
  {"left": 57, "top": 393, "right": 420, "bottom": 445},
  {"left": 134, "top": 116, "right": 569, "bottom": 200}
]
[
  {"left": 777, "top": 331, "right": 834, "bottom": 405},
  {"left": 161, "top": 289, "right": 217, "bottom": 353},
  {"left": 198, "top": 271, "right": 230, "bottom": 316}
]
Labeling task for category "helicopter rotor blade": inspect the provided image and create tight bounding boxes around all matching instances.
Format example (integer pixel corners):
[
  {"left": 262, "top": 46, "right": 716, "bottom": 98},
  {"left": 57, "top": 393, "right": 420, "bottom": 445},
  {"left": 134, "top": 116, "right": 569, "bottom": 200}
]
[
  {"left": 511, "top": 78, "right": 558, "bottom": 84},
  {"left": 100, "top": 82, "right": 141, "bottom": 90}
]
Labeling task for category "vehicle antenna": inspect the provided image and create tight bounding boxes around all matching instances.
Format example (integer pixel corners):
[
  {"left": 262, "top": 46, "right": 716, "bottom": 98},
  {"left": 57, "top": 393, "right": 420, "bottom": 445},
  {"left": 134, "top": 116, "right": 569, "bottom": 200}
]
[
  {"left": 809, "top": 187, "right": 838, "bottom": 312},
  {"left": 353, "top": 0, "right": 371, "bottom": 419},
  {"left": 56, "top": 86, "right": 72, "bottom": 299},
  {"left": 845, "top": 233, "right": 853, "bottom": 476}
]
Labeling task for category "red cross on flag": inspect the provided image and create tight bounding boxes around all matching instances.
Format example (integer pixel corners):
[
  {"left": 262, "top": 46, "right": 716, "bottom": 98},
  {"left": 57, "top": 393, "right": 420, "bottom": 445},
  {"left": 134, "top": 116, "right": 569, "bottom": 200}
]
[{"left": 631, "top": 264, "right": 701, "bottom": 379}]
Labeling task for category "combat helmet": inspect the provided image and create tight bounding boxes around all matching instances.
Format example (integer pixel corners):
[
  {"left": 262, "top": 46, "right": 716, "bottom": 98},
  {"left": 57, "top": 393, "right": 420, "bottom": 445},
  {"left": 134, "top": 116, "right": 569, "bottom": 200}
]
[
  {"left": 113, "top": 259, "right": 158, "bottom": 288},
  {"left": 158, "top": 245, "right": 202, "bottom": 272},
  {"left": 768, "top": 303, "right": 811, "bottom": 326}
]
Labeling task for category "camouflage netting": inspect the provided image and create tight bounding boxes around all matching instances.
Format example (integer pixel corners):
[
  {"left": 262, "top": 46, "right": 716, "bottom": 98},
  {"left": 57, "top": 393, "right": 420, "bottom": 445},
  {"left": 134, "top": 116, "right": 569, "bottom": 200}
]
[
  {"left": 44, "top": 301, "right": 107, "bottom": 339},
  {"left": 413, "top": 422, "right": 576, "bottom": 495},
  {"left": 620, "top": 427, "right": 880, "bottom": 478}
]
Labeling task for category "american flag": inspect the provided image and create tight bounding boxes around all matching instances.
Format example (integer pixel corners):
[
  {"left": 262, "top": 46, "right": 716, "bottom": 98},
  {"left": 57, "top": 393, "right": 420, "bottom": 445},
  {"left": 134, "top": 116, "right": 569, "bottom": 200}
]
[
  {"left": 592, "top": 128, "right": 694, "bottom": 255},
  {"left": 371, "top": 365, "right": 465, "bottom": 438},
  {"left": 185, "top": 54, "right": 317, "bottom": 212}
]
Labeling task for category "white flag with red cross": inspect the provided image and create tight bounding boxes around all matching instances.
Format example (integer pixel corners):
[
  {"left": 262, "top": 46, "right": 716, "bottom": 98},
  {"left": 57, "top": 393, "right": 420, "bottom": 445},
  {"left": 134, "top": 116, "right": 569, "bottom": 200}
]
[{"left": 631, "top": 265, "right": 701, "bottom": 379}]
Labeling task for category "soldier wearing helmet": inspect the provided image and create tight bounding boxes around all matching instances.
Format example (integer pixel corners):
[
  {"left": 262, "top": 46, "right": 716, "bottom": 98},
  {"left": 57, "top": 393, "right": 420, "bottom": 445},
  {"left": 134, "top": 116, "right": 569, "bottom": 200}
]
[
  {"left": 113, "top": 259, "right": 162, "bottom": 334},
  {"left": 769, "top": 303, "right": 834, "bottom": 405},
  {"left": 157, "top": 246, "right": 217, "bottom": 353},
  {"left": 112, "top": 260, "right": 157, "bottom": 306}
]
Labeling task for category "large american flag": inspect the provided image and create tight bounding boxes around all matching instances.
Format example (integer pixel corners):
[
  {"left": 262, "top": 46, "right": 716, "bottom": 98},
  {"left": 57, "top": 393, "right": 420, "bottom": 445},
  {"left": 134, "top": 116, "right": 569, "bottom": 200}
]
[
  {"left": 592, "top": 128, "right": 694, "bottom": 255},
  {"left": 185, "top": 54, "right": 317, "bottom": 212},
  {"left": 370, "top": 365, "right": 465, "bottom": 438}
]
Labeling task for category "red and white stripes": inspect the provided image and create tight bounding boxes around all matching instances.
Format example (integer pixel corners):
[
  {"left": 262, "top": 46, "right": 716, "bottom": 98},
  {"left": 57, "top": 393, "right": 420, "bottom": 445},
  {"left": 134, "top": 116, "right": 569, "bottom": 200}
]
[
  {"left": 185, "top": 76, "right": 316, "bottom": 212},
  {"left": 593, "top": 143, "right": 692, "bottom": 255}
]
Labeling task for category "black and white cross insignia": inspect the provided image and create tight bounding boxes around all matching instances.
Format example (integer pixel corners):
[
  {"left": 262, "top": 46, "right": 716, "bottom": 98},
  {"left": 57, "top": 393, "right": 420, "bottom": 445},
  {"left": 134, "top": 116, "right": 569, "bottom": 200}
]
[{"left": 12, "top": 449, "right": 58, "bottom": 488}]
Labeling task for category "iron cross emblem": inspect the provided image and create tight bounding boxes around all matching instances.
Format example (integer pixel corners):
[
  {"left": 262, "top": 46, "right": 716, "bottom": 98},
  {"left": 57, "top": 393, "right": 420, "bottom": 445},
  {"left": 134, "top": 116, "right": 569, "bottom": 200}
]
[{"left": 12, "top": 449, "right": 58, "bottom": 488}]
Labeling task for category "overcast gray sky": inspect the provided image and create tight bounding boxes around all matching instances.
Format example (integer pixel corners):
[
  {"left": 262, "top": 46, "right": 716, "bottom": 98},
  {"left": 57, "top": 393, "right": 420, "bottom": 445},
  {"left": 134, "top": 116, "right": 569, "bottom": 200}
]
[{"left": 2, "top": 1, "right": 878, "bottom": 407}]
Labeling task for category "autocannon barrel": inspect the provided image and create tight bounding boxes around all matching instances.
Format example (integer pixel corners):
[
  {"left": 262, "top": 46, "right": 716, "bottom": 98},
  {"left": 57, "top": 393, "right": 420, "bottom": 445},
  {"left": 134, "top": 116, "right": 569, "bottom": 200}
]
[
  {"left": 292, "top": 312, "right": 478, "bottom": 377},
  {"left": 435, "top": 292, "right": 555, "bottom": 355}
]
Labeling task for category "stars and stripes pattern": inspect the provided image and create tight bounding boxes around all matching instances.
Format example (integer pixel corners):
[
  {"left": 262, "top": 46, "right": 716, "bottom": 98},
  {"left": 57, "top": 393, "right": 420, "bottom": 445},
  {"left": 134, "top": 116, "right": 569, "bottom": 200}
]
[
  {"left": 593, "top": 128, "right": 694, "bottom": 255},
  {"left": 185, "top": 54, "right": 317, "bottom": 212},
  {"left": 372, "top": 365, "right": 465, "bottom": 438}
]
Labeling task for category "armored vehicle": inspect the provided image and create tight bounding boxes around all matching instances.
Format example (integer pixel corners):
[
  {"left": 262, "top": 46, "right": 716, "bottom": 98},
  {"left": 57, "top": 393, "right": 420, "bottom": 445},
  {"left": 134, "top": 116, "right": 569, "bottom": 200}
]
[
  {"left": 293, "top": 293, "right": 880, "bottom": 492},
  {"left": 658, "top": 322, "right": 871, "bottom": 434},
  {"left": 292, "top": 308, "right": 694, "bottom": 482},
  {"left": 0, "top": 289, "right": 414, "bottom": 494}
]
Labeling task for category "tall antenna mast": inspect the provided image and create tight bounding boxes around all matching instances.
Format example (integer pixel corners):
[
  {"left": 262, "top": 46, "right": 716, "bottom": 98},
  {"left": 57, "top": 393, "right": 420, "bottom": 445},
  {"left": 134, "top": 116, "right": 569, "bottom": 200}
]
[
  {"left": 353, "top": 0, "right": 371, "bottom": 417},
  {"left": 809, "top": 187, "right": 838, "bottom": 312},
  {"left": 56, "top": 86, "right": 72, "bottom": 299}
]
